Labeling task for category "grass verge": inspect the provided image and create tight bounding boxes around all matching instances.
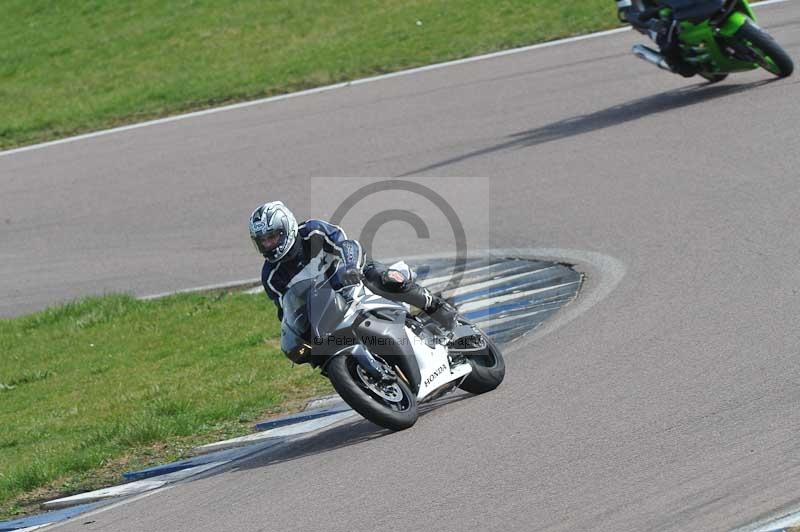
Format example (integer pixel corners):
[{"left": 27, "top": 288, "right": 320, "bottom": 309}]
[
  {"left": 0, "top": 0, "right": 619, "bottom": 150},
  {"left": 0, "top": 291, "right": 331, "bottom": 520}
]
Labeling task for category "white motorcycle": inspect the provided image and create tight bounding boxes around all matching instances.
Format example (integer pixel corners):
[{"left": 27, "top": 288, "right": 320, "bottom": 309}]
[{"left": 280, "top": 262, "right": 505, "bottom": 431}]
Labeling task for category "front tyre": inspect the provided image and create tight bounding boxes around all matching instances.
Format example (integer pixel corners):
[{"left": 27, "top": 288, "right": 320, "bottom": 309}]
[
  {"left": 326, "top": 354, "right": 418, "bottom": 431},
  {"left": 458, "top": 330, "right": 506, "bottom": 395},
  {"left": 736, "top": 20, "right": 794, "bottom": 78}
]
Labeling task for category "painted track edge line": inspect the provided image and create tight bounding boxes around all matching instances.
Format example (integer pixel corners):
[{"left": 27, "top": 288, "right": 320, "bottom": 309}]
[
  {"left": 38, "top": 439, "right": 296, "bottom": 532},
  {"left": 1, "top": 0, "right": 791, "bottom": 159},
  {"left": 135, "top": 248, "right": 624, "bottom": 343},
  {"left": 39, "top": 410, "right": 361, "bottom": 530},
  {"left": 0, "top": 26, "right": 626, "bottom": 159},
  {"left": 32, "top": 249, "right": 618, "bottom": 530},
  {"left": 139, "top": 278, "right": 260, "bottom": 300},
  {"left": 732, "top": 506, "right": 800, "bottom": 532},
  {"left": 392, "top": 248, "right": 625, "bottom": 348}
]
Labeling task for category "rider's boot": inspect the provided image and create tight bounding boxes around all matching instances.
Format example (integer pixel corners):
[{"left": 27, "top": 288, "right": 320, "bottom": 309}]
[
  {"left": 425, "top": 295, "right": 459, "bottom": 333},
  {"left": 400, "top": 284, "right": 458, "bottom": 333}
]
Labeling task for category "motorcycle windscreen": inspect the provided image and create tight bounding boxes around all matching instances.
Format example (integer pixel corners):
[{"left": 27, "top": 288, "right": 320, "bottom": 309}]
[
  {"left": 280, "top": 278, "right": 316, "bottom": 363},
  {"left": 307, "top": 279, "right": 347, "bottom": 338},
  {"left": 282, "top": 279, "right": 316, "bottom": 335}
]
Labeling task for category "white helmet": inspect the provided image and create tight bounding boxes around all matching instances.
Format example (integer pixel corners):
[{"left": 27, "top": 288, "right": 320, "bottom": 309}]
[{"left": 249, "top": 201, "right": 298, "bottom": 262}]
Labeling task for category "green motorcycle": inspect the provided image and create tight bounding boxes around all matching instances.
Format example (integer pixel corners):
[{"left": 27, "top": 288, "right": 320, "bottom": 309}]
[{"left": 629, "top": 0, "right": 794, "bottom": 81}]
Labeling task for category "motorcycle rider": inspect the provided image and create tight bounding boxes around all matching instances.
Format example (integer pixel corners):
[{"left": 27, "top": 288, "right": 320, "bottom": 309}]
[
  {"left": 249, "top": 201, "right": 458, "bottom": 332},
  {"left": 617, "top": 0, "right": 696, "bottom": 76}
]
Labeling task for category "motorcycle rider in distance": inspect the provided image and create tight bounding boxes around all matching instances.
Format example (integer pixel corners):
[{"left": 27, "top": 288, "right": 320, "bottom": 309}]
[
  {"left": 617, "top": 0, "right": 696, "bottom": 76},
  {"left": 249, "top": 201, "right": 458, "bottom": 336}
]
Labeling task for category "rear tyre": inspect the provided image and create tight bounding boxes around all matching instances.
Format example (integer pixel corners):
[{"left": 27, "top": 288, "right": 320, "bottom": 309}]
[
  {"left": 735, "top": 20, "right": 794, "bottom": 78},
  {"left": 326, "top": 354, "right": 418, "bottom": 431},
  {"left": 458, "top": 330, "right": 506, "bottom": 395},
  {"left": 699, "top": 73, "right": 729, "bottom": 84}
]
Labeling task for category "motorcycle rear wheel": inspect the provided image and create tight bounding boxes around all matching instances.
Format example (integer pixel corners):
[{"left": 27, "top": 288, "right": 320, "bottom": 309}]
[
  {"left": 327, "top": 354, "right": 418, "bottom": 431},
  {"left": 699, "top": 73, "right": 728, "bottom": 84},
  {"left": 456, "top": 326, "right": 506, "bottom": 395}
]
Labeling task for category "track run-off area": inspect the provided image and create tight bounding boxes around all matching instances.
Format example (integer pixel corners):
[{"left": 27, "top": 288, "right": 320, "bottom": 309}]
[
  {"left": 2, "top": 1, "right": 800, "bottom": 530},
  {"left": 0, "top": 253, "right": 592, "bottom": 530}
]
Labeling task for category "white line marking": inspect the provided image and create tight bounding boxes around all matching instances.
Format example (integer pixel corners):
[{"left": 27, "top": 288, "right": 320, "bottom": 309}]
[
  {"left": 418, "top": 260, "right": 497, "bottom": 286},
  {"left": 41, "top": 481, "right": 167, "bottom": 511},
  {"left": 1, "top": 0, "right": 790, "bottom": 159},
  {"left": 472, "top": 306, "right": 560, "bottom": 328},
  {"left": 140, "top": 278, "right": 260, "bottom": 300},
  {"left": 457, "top": 281, "right": 581, "bottom": 312},
  {"left": 192, "top": 410, "right": 356, "bottom": 455},
  {"left": 42, "top": 483, "right": 177, "bottom": 531},
  {"left": 382, "top": 247, "right": 625, "bottom": 346},
  {"left": 422, "top": 260, "right": 534, "bottom": 288},
  {"left": 502, "top": 248, "right": 625, "bottom": 342},
  {"left": 304, "top": 395, "right": 346, "bottom": 410},
  {"left": 142, "top": 248, "right": 621, "bottom": 333},
  {"left": 442, "top": 265, "right": 559, "bottom": 298},
  {"left": 733, "top": 508, "right": 800, "bottom": 532},
  {"left": 0, "top": 26, "right": 622, "bottom": 159},
  {"left": 40, "top": 462, "right": 224, "bottom": 510}
]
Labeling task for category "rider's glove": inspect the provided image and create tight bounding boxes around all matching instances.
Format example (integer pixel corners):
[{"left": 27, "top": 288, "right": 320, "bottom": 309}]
[{"left": 338, "top": 267, "right": 363, "bottom": 287}]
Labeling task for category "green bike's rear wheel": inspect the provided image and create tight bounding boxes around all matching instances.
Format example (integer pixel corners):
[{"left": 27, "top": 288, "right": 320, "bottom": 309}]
[
  {"left": 735, "top": 20, "right": 794, "bottom": 78},
  {"left": 699, "top": 73, "right": 729, "bottom": 84}
]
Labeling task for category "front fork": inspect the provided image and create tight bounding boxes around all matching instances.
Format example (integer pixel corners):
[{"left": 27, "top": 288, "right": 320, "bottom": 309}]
[
  {"left": 349, "top": 344, "right": 396, "bottom": 382},
  {"left": 718, "top": 10, "right": 752, "bottom": 38},
  {"left": 677, "top": 1, "right": 758, "bottom": 71}
]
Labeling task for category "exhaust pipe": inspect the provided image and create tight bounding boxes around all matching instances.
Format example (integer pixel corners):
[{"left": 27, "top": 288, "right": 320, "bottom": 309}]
[{"left": 632, "top": 44, "right": 674, "bottom": 72}]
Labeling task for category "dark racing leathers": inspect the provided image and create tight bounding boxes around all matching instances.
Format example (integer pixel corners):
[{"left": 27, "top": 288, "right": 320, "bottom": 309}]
[{"left": 261, "top": 219, "right": 456, "bottom": 329}]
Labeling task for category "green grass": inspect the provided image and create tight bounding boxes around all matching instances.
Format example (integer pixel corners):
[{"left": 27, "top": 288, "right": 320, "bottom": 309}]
[
  {"left": 0, "top": 0, "right": 619, "bottom": 149},
  {"left": 0, "top": 292, "right": 331, "bottom": 519}
]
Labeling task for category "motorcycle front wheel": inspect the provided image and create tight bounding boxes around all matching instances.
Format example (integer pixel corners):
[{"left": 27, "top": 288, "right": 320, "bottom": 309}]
[
  {"left": 735, "top": 20, "right": 794, "bottom": 78},
  {"left": 327, "top": 354, "right": 418, "bottom": 431}
]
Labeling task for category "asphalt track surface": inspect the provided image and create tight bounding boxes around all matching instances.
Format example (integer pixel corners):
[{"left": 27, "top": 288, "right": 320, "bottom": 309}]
[{"left": 3, "top": 2, "right": 800, "bottom": 530}]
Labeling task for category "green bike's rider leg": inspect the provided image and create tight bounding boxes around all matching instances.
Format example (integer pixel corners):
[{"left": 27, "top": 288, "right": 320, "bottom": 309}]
[{"left": 616, "top": 0, "right": 696, "bottom": 77}]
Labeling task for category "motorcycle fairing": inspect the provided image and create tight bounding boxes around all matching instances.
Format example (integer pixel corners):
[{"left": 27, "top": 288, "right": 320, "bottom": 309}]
[
  {"left": 354, "top": 303, "right": 423, "bottom": 393},
  {"left": 414, "top": 340, "right": 472, "bottom": 401}
]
